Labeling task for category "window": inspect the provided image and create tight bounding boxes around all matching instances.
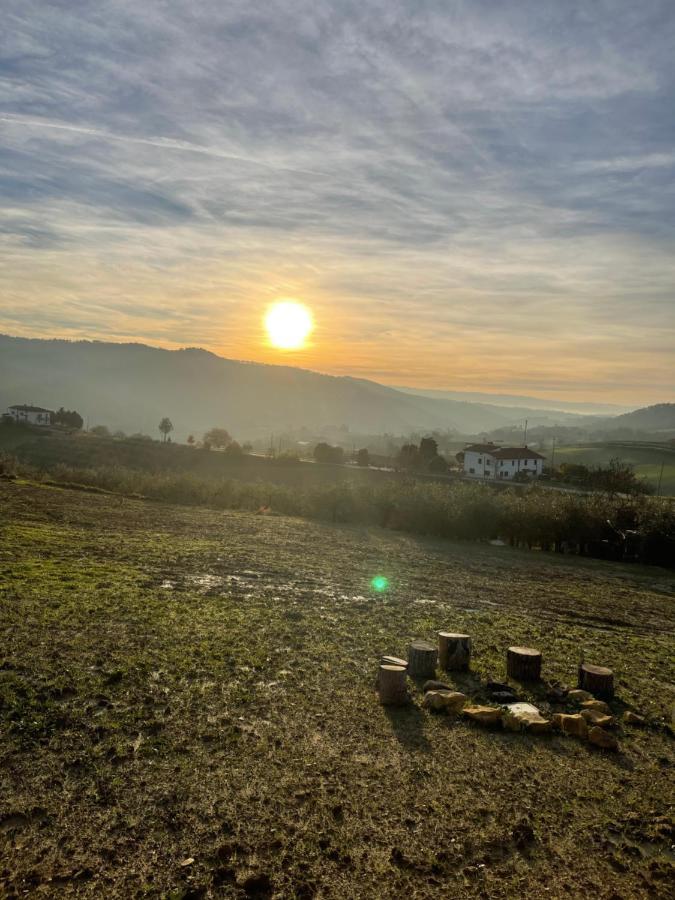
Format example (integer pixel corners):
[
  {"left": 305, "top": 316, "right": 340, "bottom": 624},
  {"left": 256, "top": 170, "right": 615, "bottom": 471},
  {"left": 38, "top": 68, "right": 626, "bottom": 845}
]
[
  {"left": 478, "top": 458, "right": 482, "bottom": 464},
  {"left": 469, "top": 467, "right": 475, "bottom": 474}
]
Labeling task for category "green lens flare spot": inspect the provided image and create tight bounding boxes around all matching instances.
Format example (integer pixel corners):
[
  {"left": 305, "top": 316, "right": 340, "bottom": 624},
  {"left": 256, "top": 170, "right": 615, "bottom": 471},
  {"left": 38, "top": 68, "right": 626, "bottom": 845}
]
[{"left": 371, "top": 575, "right": 389, "bottom": 593}]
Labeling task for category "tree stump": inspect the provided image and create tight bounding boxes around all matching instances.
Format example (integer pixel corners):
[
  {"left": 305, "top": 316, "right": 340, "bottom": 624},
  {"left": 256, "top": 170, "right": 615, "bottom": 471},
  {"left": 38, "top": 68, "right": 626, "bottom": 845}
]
[
  {"left": 506, "top": 646, "right": 542, "bottom": 682},
  {"left": 578, "top": 663, "right": 614, "bottom": 700},
  {"left": 377, "top": 665, "right": 408, "bottom": 705},
  {"left": 407, "top": 641, "right": 437, "bottom": 678},
  {"left": 438, "top": 632, "right": 471, "bottom": 671}
]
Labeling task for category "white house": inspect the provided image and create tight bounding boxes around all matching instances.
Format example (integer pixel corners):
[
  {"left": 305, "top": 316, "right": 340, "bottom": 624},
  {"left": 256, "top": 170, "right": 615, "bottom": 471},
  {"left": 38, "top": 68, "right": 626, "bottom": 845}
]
[
  {"left": 5, "top": 404, "right": 53, "bottom": 426},
  {"left": 461, "top": 442, "right": 545, "bottom": 481}
]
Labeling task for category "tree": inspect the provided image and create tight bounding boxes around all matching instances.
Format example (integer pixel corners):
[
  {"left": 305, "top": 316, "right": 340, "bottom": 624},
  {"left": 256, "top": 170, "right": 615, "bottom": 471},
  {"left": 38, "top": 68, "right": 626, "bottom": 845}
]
[
  {"left": 314, "top": 442, "right": 344, "bottom": 464},
  {"left": 428, "top": 455, "right": 448, "bottom": 474},
  {"left": 90, "top": 425, "right": 110, "bottom": 438},
  {"left": 356, "top": 448, "right": 370, "bottom": 467},
  {"left": 397, "top": 443, "right": 419, "bottom": 469},
  {"left": 113, "top": 430, "right": 127, "bottom": 440},
  {"left": 224, "top": 440, "right": 243, "bottom": 457},
  {"left": 159, "top": 417, "right": 174, "bottom": 443},
  {"left": 187, "top": 434, "right": 195, "bottom": 446},
  {"left": 419, "top": 436, "right": 439, "bottom": 461},
  {"left": 52, "top": 407, "right": 84, "bottom": 430},
  {"left": 203, "top": 427, "right": 231, "bottom": 449}
]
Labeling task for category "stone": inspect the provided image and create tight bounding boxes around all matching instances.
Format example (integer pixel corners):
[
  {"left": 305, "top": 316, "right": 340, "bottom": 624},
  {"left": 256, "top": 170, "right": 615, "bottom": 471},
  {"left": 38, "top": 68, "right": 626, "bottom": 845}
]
[
  {"left": 486, "top": 681, "right": 517, "bottom": 697},
  {"left": 588, "top": 726, "right": 619, "bottom": 751},
  {"left": 552, "top": 713, "right": 588, "bottom": 739},
  {"left": 581, "top": 699, "right": 611, "bottom": 715},
  {"left": 422, "top": 691, "right": 467, "bottom": 714},
  {"left": 502, "top": 702, "right": 551, "bottom": 734},
  {"left": 580, "top": 708, "right": 615, "bottom": 728},
  {"left": 567, "top": 689, "right": 593, "bottom": 703},
  {"left": 623, "top": 711, "right": 646, "bottom": 726},
  {"left": 423, "top": 680, "right": 452, "bottom": 693},
  {"left": 463, "top": 705, "right": 503, "bottom": 726},
  {"left": 491, "top": 691, "right": 521, "bottom": 704}
]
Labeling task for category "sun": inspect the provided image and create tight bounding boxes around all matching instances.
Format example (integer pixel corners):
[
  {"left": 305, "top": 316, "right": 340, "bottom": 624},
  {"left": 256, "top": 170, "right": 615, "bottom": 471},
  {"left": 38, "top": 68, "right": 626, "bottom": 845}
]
[{"left": 265, "top": 301, "right": 313, "bottom": 350}]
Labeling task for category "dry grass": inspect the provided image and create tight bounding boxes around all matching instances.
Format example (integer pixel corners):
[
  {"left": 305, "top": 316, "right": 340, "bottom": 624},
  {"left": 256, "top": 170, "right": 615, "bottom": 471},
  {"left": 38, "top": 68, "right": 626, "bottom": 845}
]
[{"left": 0, "top": 480, "right": 673, "bottom": 899}]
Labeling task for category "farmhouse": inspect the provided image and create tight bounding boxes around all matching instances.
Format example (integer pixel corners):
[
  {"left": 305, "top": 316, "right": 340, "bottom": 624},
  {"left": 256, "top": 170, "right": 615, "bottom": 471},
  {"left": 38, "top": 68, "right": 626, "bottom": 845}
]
[
  {"left": 5, "top": 404, "right": 53, "bottom": 426},
  {"left": 461, "top": 442, "right": 545, "bottom": 480}
]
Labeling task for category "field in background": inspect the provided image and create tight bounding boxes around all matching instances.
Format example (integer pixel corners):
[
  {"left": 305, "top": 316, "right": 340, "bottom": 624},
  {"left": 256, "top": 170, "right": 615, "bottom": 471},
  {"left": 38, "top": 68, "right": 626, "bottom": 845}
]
[
  {"left": 1, "top": 480, "right": 673, "bottom": 898},
  {"left": 551, "top": 442, "right": 675, "bottom": 495}
]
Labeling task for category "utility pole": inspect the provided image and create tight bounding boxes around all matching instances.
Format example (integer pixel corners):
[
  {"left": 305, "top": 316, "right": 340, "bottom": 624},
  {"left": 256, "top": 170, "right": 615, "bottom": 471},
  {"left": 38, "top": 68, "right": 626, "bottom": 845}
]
[
  {"left": 656, "top": 459, "right": 665, "bottom": 497},
  {"left": 523, "top": 419, "right": 528, "bottom": 446},
  {"left": 551, "top": 436, "right": 556, "bottom": 470}
]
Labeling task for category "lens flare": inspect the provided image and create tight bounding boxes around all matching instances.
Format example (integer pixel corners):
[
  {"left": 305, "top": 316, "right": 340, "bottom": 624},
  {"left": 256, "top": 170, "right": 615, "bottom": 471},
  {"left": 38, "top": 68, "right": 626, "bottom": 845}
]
[{"left": 371, "top": 575, "right": 389, "bottom": 592}]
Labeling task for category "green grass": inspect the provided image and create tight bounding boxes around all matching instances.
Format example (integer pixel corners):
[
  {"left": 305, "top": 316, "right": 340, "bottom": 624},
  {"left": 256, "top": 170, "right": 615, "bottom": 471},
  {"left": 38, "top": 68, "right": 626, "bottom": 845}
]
[
  {"left": 552, "top": 442, "right": 675, "bottom": 495},
  {"left": 0, "top": 481, "right": 673, "bottom": 898}
]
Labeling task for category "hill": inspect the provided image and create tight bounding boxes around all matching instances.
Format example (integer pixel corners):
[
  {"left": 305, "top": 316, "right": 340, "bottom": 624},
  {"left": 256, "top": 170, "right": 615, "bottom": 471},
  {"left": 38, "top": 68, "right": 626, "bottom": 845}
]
[
  {"left": 609, "top": 403, "right": 675, "bottom": 433},
  {"left": 0, "top": 334, "right": 587, "bottom": 439}
]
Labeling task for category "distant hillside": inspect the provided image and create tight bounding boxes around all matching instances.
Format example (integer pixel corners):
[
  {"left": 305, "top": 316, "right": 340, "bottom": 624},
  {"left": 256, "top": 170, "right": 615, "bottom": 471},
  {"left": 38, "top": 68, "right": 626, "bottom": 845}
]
[
  {"left": 0, "top": 334, "right": 612, "bottom": 440},
  {"left": 608, "top": 403, "right": 675, "bottom": 432},
  {"left": 395, "top": 386, "right": 631, "bottom": 416}
]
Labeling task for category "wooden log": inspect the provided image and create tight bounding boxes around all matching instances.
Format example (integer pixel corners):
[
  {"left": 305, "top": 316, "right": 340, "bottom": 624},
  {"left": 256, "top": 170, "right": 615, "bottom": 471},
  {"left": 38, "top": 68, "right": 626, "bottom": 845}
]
[
  {"left": 407, "top": 641, "right": 438, "bottom": 678},
  {"left": 578, "top": 663, "right": 614, "bottom": 700},
  {"left": 377, "top": 665, "right": 408, "bottom": 705},
  {"left": 381, "top": 655, "right": 407, "bottom": 669},
  {"left": 438, "top": 632, "right": 471, "bottom": 671},
  {"left": 506, "top": 646, "right": 542, "bottom": 682}
]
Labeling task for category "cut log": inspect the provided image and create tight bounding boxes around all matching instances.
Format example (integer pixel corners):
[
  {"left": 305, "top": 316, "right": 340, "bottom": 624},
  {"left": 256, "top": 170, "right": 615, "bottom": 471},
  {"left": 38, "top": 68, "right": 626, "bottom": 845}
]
[
  {"left": 578, "top": 663, "right": 614, "bottom": 700},
  {"left": 407, "top": 641, "right": 437, "bottom": 679},
  {"left": 506, "top": 646, "right": 542, "bottom": 682},
  {"left": 381, "top": 655, "right": 408, "bottom": 669},
  {"left": 438, "top": 632, "right": 471, "bottom": 671},
  {"left": 377, "top": 665, "right": 408, "bottom": 706}
]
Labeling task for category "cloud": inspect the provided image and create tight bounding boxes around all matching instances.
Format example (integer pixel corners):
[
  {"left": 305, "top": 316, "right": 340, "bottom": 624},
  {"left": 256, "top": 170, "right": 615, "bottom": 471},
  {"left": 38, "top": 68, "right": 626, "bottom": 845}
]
[{"left": 0, "top": 0, "right": 674, "bottom": 402}]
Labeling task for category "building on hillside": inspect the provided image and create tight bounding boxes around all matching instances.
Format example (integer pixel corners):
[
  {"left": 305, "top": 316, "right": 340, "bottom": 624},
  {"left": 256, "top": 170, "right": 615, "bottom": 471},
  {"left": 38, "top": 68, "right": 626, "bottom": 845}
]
[
  {"left": 5, "top": 404, "right": 53, "bottom": 426},
  {"left": 461, "top": 442, "right": 545, "bottom": 480}
]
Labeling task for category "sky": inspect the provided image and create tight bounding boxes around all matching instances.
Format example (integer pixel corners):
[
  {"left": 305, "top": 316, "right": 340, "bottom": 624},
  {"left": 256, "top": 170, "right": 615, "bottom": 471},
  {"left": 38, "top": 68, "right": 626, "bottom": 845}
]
[{"left": 1, "top": 0, "right": 674, "bottom": 404}]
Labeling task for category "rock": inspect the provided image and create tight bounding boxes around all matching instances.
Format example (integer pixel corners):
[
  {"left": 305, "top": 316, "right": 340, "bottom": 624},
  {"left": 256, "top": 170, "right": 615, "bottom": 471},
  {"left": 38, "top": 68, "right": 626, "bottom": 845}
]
[
  {"left": 581, "top": 699, "right": 611, "bottom": 715},
  {"left": 623, "top": 711, "right": 646, "bottom": 726},
  {"left": 423, "top": 680, "right": 452, "bottom": 693},
  {"left": 546, "top": 683, "right": 568, "bottom": 702},
  {"left": 588, "top": 726, "right": 619, "bottom": 751},
  {"left": 486, "top": 681, "right": 517, "bottom": 697},
  {"left": 491, "top": 691, "right": 521, "bottom": 704},
  {"left": 463, "top": 705, "right": 503, "bottom": 726},
  {"left": 502, "top": 702, "right": 551, "bottom": 734},
  {"left": 552, "top": 713, "right": 588, "bottom": 739},
  {"left": 580, "top": 708, "right": 615, "bottom": 728},
  {"left": 422, "top": 691, "right": 467, "bottom": 714},
  {"left": 567, "top": 689, "right": 593, "bottom": 703}
]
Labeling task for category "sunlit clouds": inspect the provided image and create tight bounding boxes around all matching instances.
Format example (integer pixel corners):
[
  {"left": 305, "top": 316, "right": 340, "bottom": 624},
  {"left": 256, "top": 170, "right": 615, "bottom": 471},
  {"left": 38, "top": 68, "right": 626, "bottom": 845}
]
[{"left": 0, "top": 1, "right": 673, "bottom": 403}]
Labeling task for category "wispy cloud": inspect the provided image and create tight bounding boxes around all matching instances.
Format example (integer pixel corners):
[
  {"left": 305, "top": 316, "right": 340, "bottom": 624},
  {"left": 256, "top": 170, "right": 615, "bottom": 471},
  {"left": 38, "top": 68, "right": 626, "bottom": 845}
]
[{"left": 0, "top": 0, "right": 674, "bottom": 403}]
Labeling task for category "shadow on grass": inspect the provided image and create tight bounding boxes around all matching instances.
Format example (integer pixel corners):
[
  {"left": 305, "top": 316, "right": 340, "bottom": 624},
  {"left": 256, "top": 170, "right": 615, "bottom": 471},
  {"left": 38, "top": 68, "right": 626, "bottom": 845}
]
[{"left": 383, "top": 703, "right": 432, "bottom": 753}]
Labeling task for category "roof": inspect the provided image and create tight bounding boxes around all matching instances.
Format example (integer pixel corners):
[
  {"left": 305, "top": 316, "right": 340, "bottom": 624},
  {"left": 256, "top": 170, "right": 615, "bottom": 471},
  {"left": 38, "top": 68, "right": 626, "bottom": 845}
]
[
  {"left": 8, "top": 404, "right": 53, "bottom": 413},
  {"left": 463, "top": 443, "right": 501, "bottom": 454},
  {"left": 464, "top": 443, "right": 545, "bottom": 460}
]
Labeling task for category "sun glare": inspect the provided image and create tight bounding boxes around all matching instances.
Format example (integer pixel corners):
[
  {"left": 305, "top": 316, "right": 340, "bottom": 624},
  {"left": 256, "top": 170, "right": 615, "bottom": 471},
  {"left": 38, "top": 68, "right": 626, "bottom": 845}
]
[{"left": 265, "top": 301, "right": 313, "bottom": 350}]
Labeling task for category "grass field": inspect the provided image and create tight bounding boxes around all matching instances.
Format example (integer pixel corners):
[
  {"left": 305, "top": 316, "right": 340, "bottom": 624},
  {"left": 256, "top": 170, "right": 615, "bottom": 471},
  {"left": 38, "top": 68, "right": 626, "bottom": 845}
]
[
  {"left": 1, "top": 481, "right": 673, "bottom": 898},
  {"left": 551, "top": 442, "right": 675, "bottom": 496}
]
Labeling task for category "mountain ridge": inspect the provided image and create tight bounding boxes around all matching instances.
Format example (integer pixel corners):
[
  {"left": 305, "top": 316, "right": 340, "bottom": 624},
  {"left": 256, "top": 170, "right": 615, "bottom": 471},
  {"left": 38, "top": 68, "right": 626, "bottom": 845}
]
[{"left": 0, "top": 334, "right": 664, "bottom": 440}]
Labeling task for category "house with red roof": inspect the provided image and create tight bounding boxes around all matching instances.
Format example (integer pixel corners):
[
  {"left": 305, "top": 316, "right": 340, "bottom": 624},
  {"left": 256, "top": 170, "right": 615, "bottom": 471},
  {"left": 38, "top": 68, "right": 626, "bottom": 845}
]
[{"left": 461, "top": 442, "right": 545, "bottom": 481}]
